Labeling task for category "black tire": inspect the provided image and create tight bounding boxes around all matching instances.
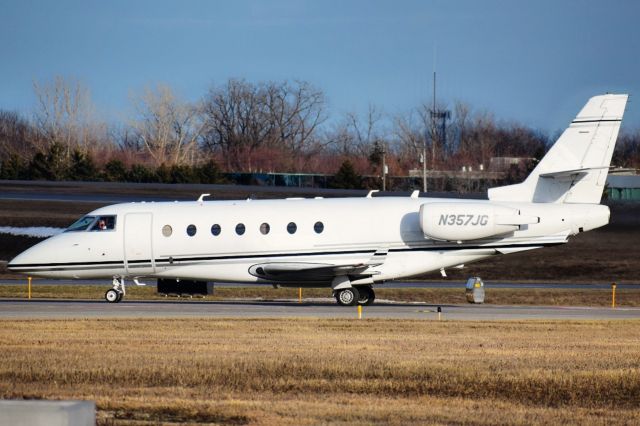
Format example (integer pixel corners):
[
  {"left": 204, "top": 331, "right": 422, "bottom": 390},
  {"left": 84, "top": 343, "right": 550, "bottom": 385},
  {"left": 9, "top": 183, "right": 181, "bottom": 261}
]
[
  {"left": 116, "top": 291, "right": 123, "bottom": 302},
  {"left": 357, "top": 286, "right": 375, "bottom": 306},
  {"left": 105, "top": 289, "right": 120, "bottom": 303},
  {"left": 335, "top": 287, "right": 360, "bottom": 306}
]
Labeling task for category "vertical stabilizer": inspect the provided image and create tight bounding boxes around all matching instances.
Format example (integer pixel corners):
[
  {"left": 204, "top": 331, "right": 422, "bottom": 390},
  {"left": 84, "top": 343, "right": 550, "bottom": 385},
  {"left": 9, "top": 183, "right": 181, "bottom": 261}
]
[{"left": 488, "top": 94, "right": 628, "bottom": 204}]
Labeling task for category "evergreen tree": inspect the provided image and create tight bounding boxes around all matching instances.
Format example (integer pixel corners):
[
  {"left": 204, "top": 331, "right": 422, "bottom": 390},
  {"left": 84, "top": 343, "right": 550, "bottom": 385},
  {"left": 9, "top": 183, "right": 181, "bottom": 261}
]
[
  {"left": 0, "top": 155, "right": 27, "bottom": 180},
  {"left": 28, "top": 143, "right": 67, "bottom": 180},
  {"left": 102, "top": 159, "right": 128, "bottom": 182},
  {"left": 195, "top": 160, "right": 224, "bottom": 184},
  {"left": 68, "top": 150, "right": 97, "bottom": 181},
  {"left": 329, "top": 160, "right": 362, "bottom": 189},
  {"left": 127, "top": 164, "right": 155, "bottom": 182}
]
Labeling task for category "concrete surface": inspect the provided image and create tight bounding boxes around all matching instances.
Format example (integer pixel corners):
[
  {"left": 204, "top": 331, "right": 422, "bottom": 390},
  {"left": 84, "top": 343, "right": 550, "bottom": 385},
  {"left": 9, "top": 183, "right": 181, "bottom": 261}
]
[
  {"left": 0, "top": 400, "right": 95, "bottom": 426},
  {"left": 1, "top": 299, "right": 639, "bottom": 320}
]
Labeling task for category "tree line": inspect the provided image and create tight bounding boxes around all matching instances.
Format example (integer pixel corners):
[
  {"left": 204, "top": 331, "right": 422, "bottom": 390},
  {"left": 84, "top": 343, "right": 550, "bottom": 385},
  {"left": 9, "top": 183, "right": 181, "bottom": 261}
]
[{"left": 1, "top": 76, "right": 638, "bottom": 189}]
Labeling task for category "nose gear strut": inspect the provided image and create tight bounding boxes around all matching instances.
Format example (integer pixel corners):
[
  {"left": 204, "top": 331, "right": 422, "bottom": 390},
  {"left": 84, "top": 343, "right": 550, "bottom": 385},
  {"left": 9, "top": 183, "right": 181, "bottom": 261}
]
[{"left": 105, "top": 277, "right": 125, "bottom": 303}]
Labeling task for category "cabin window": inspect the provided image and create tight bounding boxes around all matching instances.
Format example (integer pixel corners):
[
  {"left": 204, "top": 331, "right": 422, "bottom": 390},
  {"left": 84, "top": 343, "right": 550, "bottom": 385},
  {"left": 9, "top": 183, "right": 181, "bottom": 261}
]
[
  {"left": 236, "top": 223, "right": 246, "bottom": 235},
  {"left": 65, "top": 216, "right": 96, "bottom": 232},
  {"left": 211, "top": 224, "right": 221, "bottom": 236},
  {"left": 287, "top": 222, "right": 297, "bottom": 234},
  {"left": 162, "top": 225, "right": 173, "bottom": 237},
  {"left": 314, "top": 221, "right": 324, "bottom": 234},
  {"left": 186, "top": 224, "right": 197, "bottom": 236},
  {"left": 260, "top": 223, "right": 270, "bottom": 235},
  {"left": 90, "top": 215, "right": 117, "bottom": 231}
]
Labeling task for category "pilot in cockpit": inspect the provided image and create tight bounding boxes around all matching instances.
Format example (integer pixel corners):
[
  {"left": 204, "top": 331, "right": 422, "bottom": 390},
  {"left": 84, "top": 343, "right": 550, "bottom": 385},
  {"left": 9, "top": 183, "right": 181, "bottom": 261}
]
[{"left": 97, "top": 220, "right": 107, "bottom": 230}]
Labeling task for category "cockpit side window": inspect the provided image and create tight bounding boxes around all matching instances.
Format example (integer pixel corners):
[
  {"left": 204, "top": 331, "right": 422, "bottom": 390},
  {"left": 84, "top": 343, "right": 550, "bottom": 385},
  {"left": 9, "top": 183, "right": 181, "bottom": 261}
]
[
  {"left": 90, "top": 215, "right": 117, "bottom": 231},
  {"left": 65, "top": 216, "right": 96, "bottom": 232}
]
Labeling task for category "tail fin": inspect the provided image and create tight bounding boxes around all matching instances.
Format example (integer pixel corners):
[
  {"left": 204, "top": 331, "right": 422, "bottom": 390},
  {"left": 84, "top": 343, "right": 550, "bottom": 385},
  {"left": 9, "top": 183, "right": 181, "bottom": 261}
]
[{"left": 488, "top": 94, "right": 628, "bottom": 204}]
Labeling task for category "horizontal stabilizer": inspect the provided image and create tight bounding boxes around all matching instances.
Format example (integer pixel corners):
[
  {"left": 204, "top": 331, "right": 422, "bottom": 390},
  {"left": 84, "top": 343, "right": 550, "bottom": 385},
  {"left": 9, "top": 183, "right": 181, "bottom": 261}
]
[{"left": 539, "top": 166, "right": 609, "bottom": 179}]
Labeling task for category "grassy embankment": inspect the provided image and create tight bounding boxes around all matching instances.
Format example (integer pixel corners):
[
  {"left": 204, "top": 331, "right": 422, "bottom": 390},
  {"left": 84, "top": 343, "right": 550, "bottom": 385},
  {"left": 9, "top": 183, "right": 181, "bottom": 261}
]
[
  {"left": 1, "top": 319, "right": 639, "bottom": 425},
  {"left": 0, "top": 284, "right": 637, "bottom": 306}
]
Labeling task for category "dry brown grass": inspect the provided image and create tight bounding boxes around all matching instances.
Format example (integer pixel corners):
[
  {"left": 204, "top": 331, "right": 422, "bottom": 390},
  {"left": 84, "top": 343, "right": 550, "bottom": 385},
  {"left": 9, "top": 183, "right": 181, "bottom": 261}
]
[
  {"left": 1, "top": 318, "right": 639, "bottom": 425},
  {"left": 1, "top": 284, "right": 639, "bottom": 307}
]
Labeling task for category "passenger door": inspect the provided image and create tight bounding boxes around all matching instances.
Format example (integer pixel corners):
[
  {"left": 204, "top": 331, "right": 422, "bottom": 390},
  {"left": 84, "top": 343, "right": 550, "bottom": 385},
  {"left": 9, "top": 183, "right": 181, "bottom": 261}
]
[{"left": 123, "top": 212, "right": 155, "bottom": 276}]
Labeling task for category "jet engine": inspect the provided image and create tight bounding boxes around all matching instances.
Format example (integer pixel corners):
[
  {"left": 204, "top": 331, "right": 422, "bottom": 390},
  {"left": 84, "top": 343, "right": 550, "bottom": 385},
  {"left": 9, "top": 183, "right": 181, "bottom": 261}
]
[{"left": 419, "top": 203, "right": 538, "bottom": 241}]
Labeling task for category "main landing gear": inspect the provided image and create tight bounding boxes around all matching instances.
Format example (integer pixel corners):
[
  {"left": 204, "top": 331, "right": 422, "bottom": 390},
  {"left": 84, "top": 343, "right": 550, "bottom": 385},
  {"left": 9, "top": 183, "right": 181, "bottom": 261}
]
[
  {"left": 334, "top": 286, "right": 375, "bottom": 306},
  {"left": 105, "top": 277, "right": 125, "bottom": 303}
]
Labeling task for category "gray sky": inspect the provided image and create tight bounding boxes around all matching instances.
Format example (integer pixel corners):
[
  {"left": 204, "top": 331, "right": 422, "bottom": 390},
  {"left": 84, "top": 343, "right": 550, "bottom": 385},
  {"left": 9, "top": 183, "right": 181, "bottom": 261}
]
[{"left": 1, "top": 0, "right": 638, "bottom": 133}]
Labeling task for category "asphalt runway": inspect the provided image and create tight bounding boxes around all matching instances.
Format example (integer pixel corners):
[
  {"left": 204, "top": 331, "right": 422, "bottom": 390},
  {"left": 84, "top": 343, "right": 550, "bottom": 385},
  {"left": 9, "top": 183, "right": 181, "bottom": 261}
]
[{"left": 1, "top": 298, "right": 639, "bottom": 320}]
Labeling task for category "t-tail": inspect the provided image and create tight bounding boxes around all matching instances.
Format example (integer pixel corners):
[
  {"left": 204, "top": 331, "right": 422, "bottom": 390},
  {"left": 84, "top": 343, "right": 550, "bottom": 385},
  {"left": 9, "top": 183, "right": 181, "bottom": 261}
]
[{"left": 488, "top": 94, "right": 628, "bottom": 204}]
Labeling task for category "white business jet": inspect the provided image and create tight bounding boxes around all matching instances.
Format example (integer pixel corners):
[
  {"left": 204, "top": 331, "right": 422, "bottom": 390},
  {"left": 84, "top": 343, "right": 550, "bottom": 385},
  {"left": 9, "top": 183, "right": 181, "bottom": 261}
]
[{"left": 8, "top": 94, "right": 628, "bottom": 305}]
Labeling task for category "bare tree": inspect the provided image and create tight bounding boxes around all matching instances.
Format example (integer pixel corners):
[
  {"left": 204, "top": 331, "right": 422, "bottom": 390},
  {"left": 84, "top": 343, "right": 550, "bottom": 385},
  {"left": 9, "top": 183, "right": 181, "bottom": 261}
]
[
  {"left": 266, "top": 80, "right": 326, "bottom": 154},
  {"left": 130, "top": 84, "right": 203, "bottom": 167},
  {"left": 326, "top": 104, "right": 385, "bottom": 156},
  {"left": 0, "top": 110, "right": 36, "bottom": 160},
  {"left": 201, "top": 79, "right": 326, "bottom": 172},
  {"left": 201, "top": 79, "right": 272, "bottom": 171},
  {"left": 32, "top": 76, "right": 97, "bottom": 156},
  {"left": 393, "top": 106, "right": 430, "bottom": 173}
]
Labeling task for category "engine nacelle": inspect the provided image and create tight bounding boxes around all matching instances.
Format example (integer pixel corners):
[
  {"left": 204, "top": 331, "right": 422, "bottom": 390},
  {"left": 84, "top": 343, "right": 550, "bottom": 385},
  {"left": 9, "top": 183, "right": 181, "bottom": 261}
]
[{"left": 419, "top": 202, "right": 537, "bottom": 241}]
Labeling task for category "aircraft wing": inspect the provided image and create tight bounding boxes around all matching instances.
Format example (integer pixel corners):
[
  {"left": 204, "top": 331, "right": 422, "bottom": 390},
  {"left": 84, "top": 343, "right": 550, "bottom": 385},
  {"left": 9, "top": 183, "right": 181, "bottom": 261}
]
[{"left": 248, "top": 249, "right": 387, "bottom": 282}]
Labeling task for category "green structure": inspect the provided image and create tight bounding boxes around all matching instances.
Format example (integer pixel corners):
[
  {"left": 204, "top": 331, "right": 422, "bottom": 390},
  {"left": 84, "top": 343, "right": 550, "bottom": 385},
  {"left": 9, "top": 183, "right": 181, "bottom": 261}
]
[{"left": 607, "top": 176, "right": 640, "bottom": 201}]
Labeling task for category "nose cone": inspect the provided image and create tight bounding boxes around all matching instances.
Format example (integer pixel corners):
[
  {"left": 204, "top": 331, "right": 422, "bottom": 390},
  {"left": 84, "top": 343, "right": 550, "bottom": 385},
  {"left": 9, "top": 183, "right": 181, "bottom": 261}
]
[{"left": 7, "top": 239, "right": 57, "bottom": 277}]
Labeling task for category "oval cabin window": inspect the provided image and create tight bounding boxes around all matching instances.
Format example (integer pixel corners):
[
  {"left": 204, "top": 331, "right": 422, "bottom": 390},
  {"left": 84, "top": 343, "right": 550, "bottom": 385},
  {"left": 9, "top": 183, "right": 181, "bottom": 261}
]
[
  {"left": 211, "top": 224, "right": 221, "bottom": 236},
  {"left": 162, "top": 225, "right": 173, "bottom": 237},
  {"left": 314, "top": 221, "right": 324, "bottom": 234},
  {"left": 236, "top": 223, "right": 246, "bottom": 235},
  {"left": 260, "top": 223, "right": 270, "bottom": 235},
  {"left": 287, "top": 222, "right": 297, "bottom": 234},
  {"left": 187, "top": 224, "right": 197, "bottom": 236}
]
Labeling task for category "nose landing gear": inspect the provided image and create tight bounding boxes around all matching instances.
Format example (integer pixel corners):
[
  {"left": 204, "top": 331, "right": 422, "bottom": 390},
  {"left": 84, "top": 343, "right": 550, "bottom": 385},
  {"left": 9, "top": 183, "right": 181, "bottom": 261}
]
[{"left": 105, "top": 277, "right": 125, "bottom": 303}]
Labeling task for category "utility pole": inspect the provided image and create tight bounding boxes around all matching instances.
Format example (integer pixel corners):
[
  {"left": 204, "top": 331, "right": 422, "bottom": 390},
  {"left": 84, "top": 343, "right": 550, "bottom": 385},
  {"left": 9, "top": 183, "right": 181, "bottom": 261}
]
[
  {"left": 422, "top": 136, "right": 427, "bottom": 192},
  {"left": 432, "top": 71, "right": 436, "bottom": 174},
  {"left": 382, "top": 143, "right": 387, "bottom": 191},
  {"left": 427, "top": 70, "right": 451, "bottom": 192},
  {"left": 422, "top": 71, "right": 437, "bottom": 193}
]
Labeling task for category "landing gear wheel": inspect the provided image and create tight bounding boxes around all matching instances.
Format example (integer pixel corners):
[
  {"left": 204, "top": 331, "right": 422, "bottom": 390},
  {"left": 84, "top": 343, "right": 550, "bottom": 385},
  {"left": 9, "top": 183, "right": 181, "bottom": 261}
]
[
  {"left": 336, "top": 287, "right": 360, "bottom": 306},
  {"left": 105, "top": 289, "right": 121, "bottom": 303},
  {"left": 115, "top": 291, "right": 123, "bottom": 302},
  {"left": 357, "top": 286, "right": 375, "bottom": 306}
]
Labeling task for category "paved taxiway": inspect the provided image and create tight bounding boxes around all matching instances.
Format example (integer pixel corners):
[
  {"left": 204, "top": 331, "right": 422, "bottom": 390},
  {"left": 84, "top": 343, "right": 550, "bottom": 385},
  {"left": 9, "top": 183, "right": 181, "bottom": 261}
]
[
  {"left": 1, "top": 299, "right": 639, "bottom": 320},
  {"left": 2, "top": 279, "right": 638, "bottom": 290}
]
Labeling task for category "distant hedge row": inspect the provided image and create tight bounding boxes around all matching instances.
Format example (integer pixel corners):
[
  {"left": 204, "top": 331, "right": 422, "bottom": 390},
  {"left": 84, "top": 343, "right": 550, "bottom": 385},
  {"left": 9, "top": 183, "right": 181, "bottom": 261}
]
[
  {"left": 0, "top": 143, "right": 366, "bottom": 188},
  {"left": 0, "top": 143, "right": 225, "bottom": 184}
]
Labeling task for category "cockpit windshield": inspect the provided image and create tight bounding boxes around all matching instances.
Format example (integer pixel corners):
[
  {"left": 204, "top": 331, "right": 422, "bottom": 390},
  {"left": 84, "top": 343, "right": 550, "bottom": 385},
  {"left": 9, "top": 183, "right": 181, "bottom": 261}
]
[
  {"left": 65, "top": 215, "right": 117, "bottom": 232},
  {"left": 90, "top": 215, "right": 116, "bottom": 231},
  {"left": 65, "top": 216, "right": 96, "bottom": 232}
]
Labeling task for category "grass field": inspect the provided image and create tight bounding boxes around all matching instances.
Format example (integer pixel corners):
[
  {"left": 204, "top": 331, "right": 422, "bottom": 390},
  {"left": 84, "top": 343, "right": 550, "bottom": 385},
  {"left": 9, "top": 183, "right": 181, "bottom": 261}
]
[
  {"left": 0, "top": 284, "right": 637, "bottom": 307},
  {"left": 1, "top": 319, "right": 639, "bottom": 425}
]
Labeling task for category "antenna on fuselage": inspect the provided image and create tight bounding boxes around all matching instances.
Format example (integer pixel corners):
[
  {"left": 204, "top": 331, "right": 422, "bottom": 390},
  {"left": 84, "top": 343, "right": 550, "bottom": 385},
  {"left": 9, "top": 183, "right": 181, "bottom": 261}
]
[{"left": 197, "top": 193, "right": 211, "bottom": 204}]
